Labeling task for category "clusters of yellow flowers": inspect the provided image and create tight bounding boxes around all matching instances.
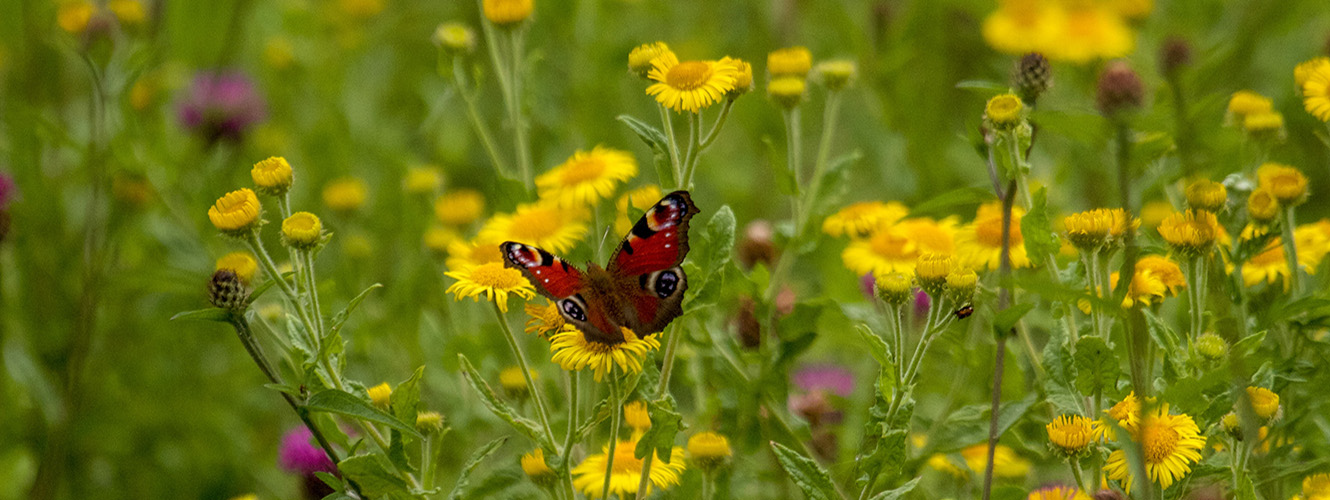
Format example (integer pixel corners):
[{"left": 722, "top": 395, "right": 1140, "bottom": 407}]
[
  {"left": 627, "top": 41, "right": 750, "bottom": 113},
  {"left": 1226, "top": 90, "right": 1286, "bottom": 139},
  {"left": 982, "top": 0, "right": 1149, "bottom": 63}
]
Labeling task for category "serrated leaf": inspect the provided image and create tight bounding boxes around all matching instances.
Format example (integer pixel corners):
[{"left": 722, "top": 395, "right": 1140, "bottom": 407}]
[
  {"left": 634, "top": 397, "right": 685, "bottom": 463},
  {"left": 448, "top": 437, "right": 508, "bottom": 500},
  {"left": 1073, "top": 336, "right": 1119, "bottom": 395},
  {"left": 700, "top": 205, "right": 736, "bottom": 270},
  {"left": 329, "top": 283, "right": 383, "bottom": 337},
  {"left": 457, "top": 354, "right": 555, "bottom": 450},
  {"left": 1020, "top": 187, "right": 1060, "bottom": 261},
  {"left": 576, "top": 396, "right": 612, "bottom": 441},
  {"left": 392, "top": 366, "right": 425, "bottom": 433},
  {"left": 770, "top": 441, "right": 841, "bottom": 500},
  {"left": 337, "top": 454, "right": 409, "bottom": 497},
  {"left": 867, "top": 476, "right": 920, "bottom": 500},
  {"left": 170, "top": 307, "right": 233, "bottom": 323},
  {"left": 991, "top": 302, "right": 1035, "bottom": 339},
  {"left": 855, "top": 324, "right": 892, "bottom": 369},
  {"left": 305, "top": 389, "right": 422, "bottom": 439}
]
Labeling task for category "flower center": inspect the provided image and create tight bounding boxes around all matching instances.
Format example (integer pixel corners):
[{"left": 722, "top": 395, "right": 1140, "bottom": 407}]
[
  {"left": 560, "top": 157, "right": 606, "bottom": 184},
  {"left": 611, "top": 441, "right": 644, "bottom": 473},
  {"left": 1141, "top": 419, "right": 1180, "bottom": 464},
  {"left": 977, "top": 218, "right": 1023, "bottom": 248},
  {"left": 870, "top": 230, "right": 914, "bottom": 260},
  {"left": 469, "top": 262, "right": 527, "bottom": 289},
  {"left": 666, "top": 62, "right": 713, "bottom": 90}
]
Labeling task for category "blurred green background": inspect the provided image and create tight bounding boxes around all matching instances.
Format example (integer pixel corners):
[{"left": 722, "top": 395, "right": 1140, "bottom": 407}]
[{"left": 1, "top": 0, "right": 1329, "bottom": 498}]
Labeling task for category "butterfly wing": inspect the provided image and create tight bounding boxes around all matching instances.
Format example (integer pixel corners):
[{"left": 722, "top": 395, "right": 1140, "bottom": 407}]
[
  {"left": 607, "top": 191, "right": 699, "bottom": 334},
  {"left": 501, "top": 241, "right": 621, "bottom": 343}
]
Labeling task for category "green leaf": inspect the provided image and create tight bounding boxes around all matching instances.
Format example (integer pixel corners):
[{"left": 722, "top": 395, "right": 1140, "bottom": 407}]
[
  {"left": 991, "top": 302, "right": 1035, "bottom": 340},
  {"left": 457, "top": 354, "right": 555, "bottom": 450},
  {"left": 1073, "top": 336, "right": 1119, "bottom": 395},
  {"left": 246, "top": 272, "right": 292, "bottom": 304},
  {"left": 867, "top": 477, "right": 920, "bottom": 500},
  {"left": 775, "top": 165, "right": 799, "bottom": 196},
  {"left": 810, "top": 151, "right": 863, "bottom": 215},
  {"left": 329, "top": 283, "right": 383, "bottom": 337},
  {"left": 448, "top": 437, "right": 508, "bottom": 500},
  {"left": 305, "top": 389, "right": 423, "bottom": 439},
  {"left": 169, "top": 308, "right": 233, "bottom": 323},
  {"left": 387, "top": 429, "right": 415, "bottom": 474},
  {"left": 700, "top": 205, "right": 736, "bottom": 270},
  {"left": 1233, "top": 330, "right": 1267, "bottom": 357},
  {"left": 337, "top": 454, "right": 409, "bottom": 497},
  {"left": 617, "top": 114, "right": 669, "bottom": 151},
  {"left": 391, "top": 366, "right": 425, "bottom": 433},
  {"left": 576, "top": 396, "right": 612, "bottom": 442},
  {"left": 634, "top": 397, "right": 686, "bottom": 463},
  {"left": 954, "top": 80, "right": 1008, "bottom": 93},
  {"left": 1020, "top": 187, "right": 1060, "bottom": 262},
  {"left": 770, "top": 441, "right": 840, "bottom": 500},
  {"left": 855, "top": 324, "right": 892, "bottom": 370}
]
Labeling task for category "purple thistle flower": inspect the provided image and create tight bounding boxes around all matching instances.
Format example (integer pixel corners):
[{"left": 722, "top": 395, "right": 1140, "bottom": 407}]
[
  {"left": 278, "top": 427, "right": 335, "bottom": 475},
  {"left": 177, "top": 70, "right": 266, "bottom": 144},
  {"left": 913, "top": 290, "right": 930, "bottom": 321},
  {"left": 859, "top": 273, "right": 875, "bottom": 300},
  {"left": 792, "top": 363, "right": 854, "bottom": 398}
]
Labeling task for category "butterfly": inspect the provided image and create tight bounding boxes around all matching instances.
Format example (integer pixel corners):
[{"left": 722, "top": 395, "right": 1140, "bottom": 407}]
[{"left": 501, "top": 191, "right": 699, "bottom": 345}]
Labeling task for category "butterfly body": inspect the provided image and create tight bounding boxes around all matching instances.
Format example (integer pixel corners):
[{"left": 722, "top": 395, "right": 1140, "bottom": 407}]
[{"left": 503, "top": 191, "right": 698, "bottom": 344}]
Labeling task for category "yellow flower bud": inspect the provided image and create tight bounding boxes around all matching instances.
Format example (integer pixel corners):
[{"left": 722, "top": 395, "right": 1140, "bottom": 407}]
[
  {"left": 208, "top": 188, "right": 262, "bottom": 236},
  {"left": 251, "top": 156, "right": 293, "bottom": 196},
  {"left": 1157, "top": 209, "right": 1220, "bottom": 257},
  {"left": 1184, "top": 179, "right": 1226, "bottom": 212},
  {"left": 323, "top": 178, "right": 367, "bottom": 212},
  {"left": 1247, "top": 188, "right": 1279, "bottom": 224},
  {"left": 482, "top": 0, "right": 532, "bottom": 27},
  {"left": 1256, "top": 163, "right": 1309, "bottom": 206},
  {"left": 1245, "top": 386, "right": 1280, "bottom": 421},
  {"left": 433, "top": 22, "right": 476, "bottom": 53},
  {"left": 985, "top": 93, "right": 1024, "bottom": 129},
  {"left": 767, "top": 76, "right": 806, "bottom": 109},
  {"left": 687, "top": 431, "right": 733, "bottom": 472},
  {"left": 815, "top": 60, "right": 856, "bottom": 91},
  {"left": 216, "top": 251, "right": 258, "bottom": 285},
  {"left": 767, "top": 46, "right": 812, "bottom": 78},
  {"left": 367, "top": 382, "right": 392, "bottom": 408},
  {"left": 415, "top": 411, "right": 445, "bottom": 433},
  {"left": 521, "top": 449, "right": 557, "bottom": 487},
  {"left": 726, "top": 58, "right": 754, "bottom": 98},
  {"left": 945, "top": 269, "right": 978, "bottom": 304},
  {"left": 628, "top": 42, "right": 671, "bottom": 79},
  {"left": 281, "top": 211, "right": 323, "bottom": 249},
  {"left": 915, "top": 253, "right": 954, "bottom": 297},
  {"left": 874, "top": 272, "right": 914, "bottom": 306}
]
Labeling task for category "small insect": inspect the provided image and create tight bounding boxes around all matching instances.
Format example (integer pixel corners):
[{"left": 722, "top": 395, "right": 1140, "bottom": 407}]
[{"left": 954, "top": 304, "right": 974, "bottom": 319}]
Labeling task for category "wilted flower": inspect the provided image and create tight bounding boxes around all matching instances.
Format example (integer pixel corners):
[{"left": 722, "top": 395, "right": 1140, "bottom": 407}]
[{"left": 177, "top": 70, "right": 267, "bottom": 144}]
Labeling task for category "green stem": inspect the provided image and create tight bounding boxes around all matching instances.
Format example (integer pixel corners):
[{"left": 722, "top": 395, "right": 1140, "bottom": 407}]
[
  {"left": 784, "top": 108, "right": 804, "bottom": 236},
  {"left": 492, "top": 302, "right": 557, "bottom": 442},
  {"left": 1280, "top": 206, "right": 1300, "bottom": 294},
  {"left": 702, "top": 472, "right": 714, "bottom": 500},
  {"left": 634, "top": 322, "right": 683, "bottom": 499},
  {"left": 560, "top": 372, "right": 580, "bottom": 500},
  {"left": 246, "top": 232, "right": 322, "bottom": 359},
  {"left": 451, "top": 56, "right": 512, "bottom": 176},
  {"left": 506, "top": 28, "right": 532, "bottom": 190},
  {"left": 602, "top": 374, "right": 623, "bottom": 500},
  {"left": 803, "top": 91, "right": 842, "bottom": 213},
  {"left": 1070, "top": 459, "right": 1088, "bottom": 495},
  {"left": 658, "top": 104, "right": 683, "bottom": 188}
]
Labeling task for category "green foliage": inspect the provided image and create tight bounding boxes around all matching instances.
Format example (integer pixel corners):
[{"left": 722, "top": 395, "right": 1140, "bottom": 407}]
[
  {"left": 770, "top": 442, "right": 841, "bottom": 500},
  {"left": 304, "top": 389, "right": 423, "bottom": 439},
  {"left": 456, "top": 354, "right": 554, "bottom": 451},
  {"left": 447, "top": 437, "right": 508, "bottom": 500},
  {"left": 633, "top": 397, "right": 685, "bottom": 464}
]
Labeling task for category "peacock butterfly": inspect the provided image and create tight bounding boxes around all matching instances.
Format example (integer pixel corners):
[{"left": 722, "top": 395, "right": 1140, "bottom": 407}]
[{"left": 501, "top": 191, "right": 699, "bottom": 345}]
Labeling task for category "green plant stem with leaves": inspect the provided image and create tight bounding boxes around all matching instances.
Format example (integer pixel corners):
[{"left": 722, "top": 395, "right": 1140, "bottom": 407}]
[
  {"left": 1280, "top": 206, "right": 1301, "bottom": 294},
  {"left": 491, "top": 302, "right": 557, "bottom": 444},
  {"left": 560, "top": 372, "right": 581, "bottom": 500},
  {"left": 980, "top": 176, "right": 1018, "bottom": 500},
  {"left": 479, "top": 7, "right": 532, "bottom": 189},
  {"left": 446, "top": 54, "right": 512, "bottom": 178}
]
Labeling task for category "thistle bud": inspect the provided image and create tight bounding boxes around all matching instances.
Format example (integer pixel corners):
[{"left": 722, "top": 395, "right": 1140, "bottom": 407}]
[
  {"left": 1013, "top": 52, "right": 1051, "bottom": 105},
  {"left": 208, "top": 269, "right": 248, "bottom": 312},
  {"left": 416, "top": 411, "right": 446, "bottom": 434},
  {"left": 1096, "top": 61, "right": 1144, "bottom": 117},
  {"left": 1159, "top": 36, "right": 1192, "bottom": 77}
]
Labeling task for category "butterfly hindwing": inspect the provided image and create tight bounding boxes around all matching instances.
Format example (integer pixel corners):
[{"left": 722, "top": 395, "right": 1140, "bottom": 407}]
[{"left": 609, "top": 191, "right": 698, "bottom": 334}]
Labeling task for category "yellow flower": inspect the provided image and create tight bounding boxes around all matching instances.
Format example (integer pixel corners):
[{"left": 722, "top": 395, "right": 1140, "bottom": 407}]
[
  {"left": 1028, "top": 486, "right": 1091, "bottom": 500},
  {"left": 1108, "top": 0, "right": 1152, "bottom": 19},
  {"left": 915, "top": 253, "right": 955, "bottom": 297},
  {"left": 1136, "top": 255, "right": 1186, "bottom": 295},
  {"left": 767, "top": 76, "right": 806, "bottom": 109},
  {"left": 1140, "top": 201, "right": 1173, "bottom": 230},
  {"left": 445, "top": 262, "right": 536, "bottom": 313},
  {"left": 367, "top": 382, "right": 392, "bottom": 408},
  {"left": 1221, "top": 411, "right": 1241, "bottom": 435},
  {"left": 1110, "top": 259, "right": 1178, "bottom": 308},
  {"left": 815, "top": 60, "right": 856, "bottom": 91},
  {"left": 981, "top": 0, "right": 1063, "bottom": 57},
  {"left": 549, "top": 327, "right": 661, "bottom": 382},
  {"left": 1064, "top": 208, "right": 1128, "bottom": 250},
  {"left": 842, "top": 217, "right": 957, "bottom": 276},
  {"left": 1047, "top": 414, "right": 1094, "bottom": 457},
  {"left": 216, "top": 252, "right": 258, "bottom": 285},
  {"left": 1296, "top": 57, "right": 1330, "bottom": 90},
  {"left": 1103, "top": 391, "right": 1142, "bottom": 435},
  {"left": 433, "top": 22, "right": 476, "bottom": 53},
  {"left": 281, "top": 212, "right": 323, "bottom": 249},
  {"left": 1047, "top": 4, "right": 1134, "bottom": 63},
  {"left": 403, "top": 166, "right": 442, "bottom": 194},
  {"left": 624, "top": 401, "right": 652, "bottom": 432},
  {"left": 537, "top": 146, "right": 638, "bottom": 207},
  {"left": 445, "top": 234, "right": 505, "bottom": 271},
  {"left": 1242, "top": 223, "right": 1330, "bottom": 288},
  {"left": 1257, "top": 163, "right": 1309, "bottom": 206},
  {"left": 423, "top": 226, "right": 460, "bottom": 255},
  {"left": 957, "top": 201, "right": 1031, "bottom": 272},
  {"left": 482, "top": 0, "right": 532, "bottom": 26},
  {"left": 1248, "top": 188, "right": 1280, "bottom": 224},
  {"left": 961, "top": 444, "right": 1030, "bottom": 478},
  {"left": 615, "top": 185, "right": 664, "bottom": 236},
  {"left": 322, "top": 178, "right": 367, "bottom": 212},
  {"left": 522, "top": 448, "right": 558, "bottom": 487},
  {"left": 1184, "top": 179, "right": 1226, "bottom": 212},
  {"left": 251, "top": 157, "right": 293, "bottom": 196},
  {"left": 500, "top": 366, "right": 532, "bottom": 394},
  {"left": 687, "top": 431, "right": 732, "bottom": 471},
  {"left": 57, "top": 1, "right": 95, "bottom": 34},
  {"left": 628, "top": 42, "right": 671, "bottom": 78},
  {"left": 263, "top": 37, "right": 294, "bottom": 70},
  {"left": 344, "top": 235, "right": 373, "bottom": 260},
  {"left": 108, "top": 0, "right": 145, "bottom": 25},
  {"left": 945, "top": 269, "right": 979, "bottom": 304},
  {"left": 1302, "top": 473, "right": 1330, "bottom": 499},
  {"left": 416, "top": 411, "right": 445, "bottom": 433},
  {"left": 1103, "top": 404, "right": 1206, "bottom": 494},
  {"left": 726, "top": 58, "right": 754, "bottom": 98},
  {"left": 208, "top": 188, "right": 262, "bottom": 235},
  {"left": 1158, "top": 209, "right": 1220, "bottom": 256},
  {"left": 646, "top": 52, "right": 739, "bottom": 113},
  {"left": 435, "top": 189, "right": 487, "bottom": 226},
  {"left": 1245, "top": 386, "right": 1279, "bottom": 421},
  {"left": 1227, "top": 90, "right": 1273, "bottom": 119},
  {"left": 985, "top": 93, "right": 1025, "bottom": 128},
  {"left": 874, "top": 272, "right": 914, "bottom": 305},
  {"left": 823, "top": 201, "right": 909, "bottom": 238},
  {"left": 479, "top": 200, "right": 588, "bottom": 254},
  {"left": 927, "top": 453, "right": 966, "bottom": 478},
  {"left": 228, "top": 495, "right": 257, "bottom": 500},
  {"left": 1242, "top": 111, "right": 1285, "bottom": 138},
  {"left": 1303, "top": 61, "right": 1330, "bottom": 122},
  {"left": 524, "top": 301, "right": 566, "bottom": 338},
  {"left": 767, "top": 46, "right": 813, "bottom": 78},
  {"left": 572, "top": 437, "right": 685, "bottom": 499}
]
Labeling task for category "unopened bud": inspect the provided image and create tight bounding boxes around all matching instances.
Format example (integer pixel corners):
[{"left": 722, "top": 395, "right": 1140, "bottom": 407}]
[
  {"left": 1096, "top": 61, "right": 1144, "bottom": 117},
  {"left": 208, "top": 269, "right": 248, "bottom": 311},
  {"left": 1159, "top": 36, "right": 1192, "bottom": 76},
  {"left": 1013, "top": 52, "right": 1052, "bottom": 105}
]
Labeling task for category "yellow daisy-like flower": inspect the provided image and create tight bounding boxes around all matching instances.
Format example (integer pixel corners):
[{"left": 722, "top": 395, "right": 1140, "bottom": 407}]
[
  {"left": 1228, "top": 90, "right": 1273, "bottom": 119},
  {"left": 1136, "top": 255, "right": 1186, "bottom": 295},
  {"left": 1303, "top": 61, "right": 1330, "bottom": 122},
  {"left": 687, "top": 431, "right": 732, "bottom": 472},
  {"left": 403, "top": 166, "right": 442, "bottom": 194},
  {"left": 549, "top": 327, "right": 661, "bottom": 382},
  {"left": 1256, "top": 162, "right": 1309, "bottom": 206},
  {"left": 1245, "top": 386, "right": 1280, "bottom": 421},
  {"left": 727, "top": 58, "right": 754, "bottom": 98},
  {"left": 499, "top": 366, "right": 532, "bottom": 394},
  {"left": 521, "top": 448, "right": 559, "bottom": 487},
  {"left": 572, "top": 437, "right": 685, "bottom": 499},
  {"left": 1248, "top": 188, "right": 1280, "bottom": 224},
  {"left": 981, "top": 0, "right": 1063, "bottom": 57},
  {"left": 444, "top": 262, "right": 536, "bottom": 313},
  {"left": 823, "top": 201, "right": 909, "bottom": 238},
  {"left": 927, "top": 453, "right": 967, "bottom": 478},
  {"left": 767, "top": 46, "right": 813, "bottom": 78},
  {"left": 367, "top": 382, "right": 392, "bottom": 408},
  {"left": 615, "top": 185, "right": 664, "bottom": 236},
  {"left": 628, "top": 42, "right": 672, "bottom": 78},
  {"left": 1242, "top": 221, "right": 1330, "bottom": 288},
  {"left": 479, "top": 201, "right": 588, "bottom": 254},
  {"left": 957, "top": 201, "right": 1031, "bottom": 272},
  {"left": 251, "top": 156, "right": 293, "bottom": 196},
  {"left": 985, "top": 93, "right": 1025, "bottom": 128},
  {"left": 960, "top": 444, "right": 1031, "bottom": 478},
  {"left": 1101, "top": 391, "right": 1142, "bottom": 437},
  {"left": 1301, "top": 473, "right": 1330, "bottom": 499},
  {"left": 1028, "top": 486, "right": 1091, "bottom": 500},
  {"left": 843, "top": 217, "right": 957, "bottom": 276},
  {"left": 482, "top": 0, "right": 532, "bottom": 26},
  {"left": 646, "top": 52, "right": 740, "bottom": 113},
  {"left": 216, "top": 251, "right": 259, "bottom": 284},
  {"left": 57, "top": 1, "right": 95, "bottom": 34},
  {"left": 323, "top": 178, "right": 367, "bottom": 212},
  {"left": 1047, "top": 414, "right": 1094, "bottom": 457},
  {"left": 524, "top": 301, "right": 566, "bottom": 338},
  {"left": 208, "top": 188, "right": 262, "bottom": 235},
  {"left": 435, "top": 189, "right": 487, "bottom": 226},
  {"left": 1296, "top": 58, "right": 1330, "bottom": 90},
  {"left": 445, "top": 235, "right": 505, "bottom": 271},
  {"left": 1046, "top": 3, "right": 1134, "bottom": 63},
  {"left": 1109, "top": 265, "right": 1171, "bottom": 308},
  {"left": 1184, "top": 179, "right": 1226, "bottom": 212},
  {"left": 536, "top": 146, "right": 638, "bottom": 207},
  {"left": 1103, "top": 404, "right": 1206, "bottom": 494},
  {"left": 1158, "top": 209, "right": 1220, "bottom": 257},
  {"left": 281, "top": 211, "right": 323, "bottom": 249},
  {"left": 624, "top": 401, "right": 652, "bottom": 432}
]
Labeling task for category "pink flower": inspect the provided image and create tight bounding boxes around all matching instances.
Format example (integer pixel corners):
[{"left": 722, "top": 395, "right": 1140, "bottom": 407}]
[
  {"left": 278, "top": 427, "right": 335, "bottom": 475},
  {"left": 177, "top": 70, "right": 266, "bottom": 144}
]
